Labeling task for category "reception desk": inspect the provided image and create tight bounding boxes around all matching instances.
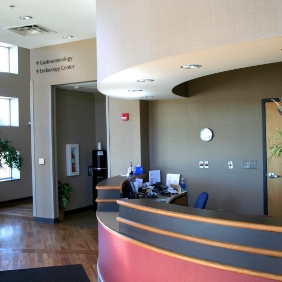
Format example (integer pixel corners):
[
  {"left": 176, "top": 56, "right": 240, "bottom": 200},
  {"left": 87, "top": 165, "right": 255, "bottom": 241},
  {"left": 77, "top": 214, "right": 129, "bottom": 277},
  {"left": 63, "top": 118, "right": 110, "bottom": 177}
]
[{"left": 96, "top": 176, "right": 282, "bottom": 282}]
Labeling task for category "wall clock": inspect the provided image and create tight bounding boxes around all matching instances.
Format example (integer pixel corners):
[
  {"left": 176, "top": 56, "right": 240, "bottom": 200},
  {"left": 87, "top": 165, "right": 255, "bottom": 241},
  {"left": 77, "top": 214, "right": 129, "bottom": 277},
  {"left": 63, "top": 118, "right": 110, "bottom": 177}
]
[{"left": 200, "top": 128, "right": 213, "bottom": 142}]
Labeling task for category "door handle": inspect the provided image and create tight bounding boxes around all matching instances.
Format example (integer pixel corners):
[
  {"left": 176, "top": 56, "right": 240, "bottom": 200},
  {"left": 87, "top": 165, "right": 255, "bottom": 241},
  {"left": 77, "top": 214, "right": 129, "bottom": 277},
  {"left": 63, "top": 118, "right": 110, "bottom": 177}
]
[{"left": 268, "top": 172, "right": 280, "bottom": 178}]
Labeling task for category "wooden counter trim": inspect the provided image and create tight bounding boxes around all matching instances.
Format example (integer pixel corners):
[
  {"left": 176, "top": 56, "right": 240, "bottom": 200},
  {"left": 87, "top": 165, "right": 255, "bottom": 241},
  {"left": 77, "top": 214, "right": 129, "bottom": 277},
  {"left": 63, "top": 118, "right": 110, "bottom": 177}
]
[
  {"left": 96, "top": 178, "right": 128, "bottom": 191},
  {"left": 96, "top": 186, "right": 121, "bottom": 190},
  {"left": 117, "top": 200, "right": 282, "bottom": 233},
  {"left": 117, "top": 216, "right": 282, "bottom": 258},
  {"left": 96, "top": 199, "right": 117, "bottom": 203},
  {"left": 97, "top": 214, "right": 282, "bottom": 281}
]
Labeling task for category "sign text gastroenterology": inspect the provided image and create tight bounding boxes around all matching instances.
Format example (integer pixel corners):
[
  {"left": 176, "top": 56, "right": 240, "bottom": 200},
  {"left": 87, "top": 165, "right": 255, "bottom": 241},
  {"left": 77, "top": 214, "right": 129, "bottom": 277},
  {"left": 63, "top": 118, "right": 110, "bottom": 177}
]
[{"left": 36, "top": 56, "right": 73, "bottom": 66}]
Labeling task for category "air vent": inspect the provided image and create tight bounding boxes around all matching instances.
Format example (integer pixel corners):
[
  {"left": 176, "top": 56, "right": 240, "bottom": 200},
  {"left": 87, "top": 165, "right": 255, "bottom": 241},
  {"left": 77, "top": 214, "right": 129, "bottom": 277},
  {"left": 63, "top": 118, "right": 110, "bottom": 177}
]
[{"left": 3, "top": 24, "right": 56, "bottom": 36}]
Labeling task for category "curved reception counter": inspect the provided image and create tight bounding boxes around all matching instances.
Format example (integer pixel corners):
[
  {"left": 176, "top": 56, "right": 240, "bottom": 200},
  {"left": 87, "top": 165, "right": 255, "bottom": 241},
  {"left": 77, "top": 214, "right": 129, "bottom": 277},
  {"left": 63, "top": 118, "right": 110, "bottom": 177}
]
[{"left": 96, "top": 176, "right": 282, "bottom": 282}]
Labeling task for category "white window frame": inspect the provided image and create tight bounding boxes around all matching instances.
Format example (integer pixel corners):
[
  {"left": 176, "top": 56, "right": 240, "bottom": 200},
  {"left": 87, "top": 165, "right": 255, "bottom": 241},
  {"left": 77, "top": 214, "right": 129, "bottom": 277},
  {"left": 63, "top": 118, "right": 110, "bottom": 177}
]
[
  {"left": 0, "top": 162, "right": 20, "bottom": 181},
  {"left": 0, "top": 96, "right": 19, "bottom": 127},
  {"left": 0, "top": 95, "right": 20, "bottom": 181},
  {"left": 0, "top": 45, "right": 9, "bottom": 73},
  {"left": 0, "top": 42, "right": 18, "bottom": 74}
]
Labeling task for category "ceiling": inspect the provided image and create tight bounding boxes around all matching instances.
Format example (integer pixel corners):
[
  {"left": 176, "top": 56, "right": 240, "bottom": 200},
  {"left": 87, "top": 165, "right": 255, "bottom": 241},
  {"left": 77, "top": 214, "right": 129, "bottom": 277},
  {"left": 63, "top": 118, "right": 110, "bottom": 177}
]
[
  {"left": 0, "top": 1, "right": 281, "bottom": 99},
  {"left": 0, "top": 0, "right": 98, "bottom": 93},
  {"left": 56, "top": 81, "right": 98, "bottom": 93},
  {"left": 0, "top": 0, "right": 96, "bottom": 49}
]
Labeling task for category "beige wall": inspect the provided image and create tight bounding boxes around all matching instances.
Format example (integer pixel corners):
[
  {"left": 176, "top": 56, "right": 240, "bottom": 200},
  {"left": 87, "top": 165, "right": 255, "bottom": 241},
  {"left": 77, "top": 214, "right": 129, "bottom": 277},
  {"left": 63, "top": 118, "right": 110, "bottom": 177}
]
[
  {"left": 109, "top": 98, "right": 149, "bottom": 176},
  {"left": 0, "top": 47, "right": 32, "bottom": 201},
  {"left": 149, "top": 62, "right": 282, "bottom": 215},
  {"left": 30, "top": 39, "right": 97, "bottom": 220},
  {"left": 97, "top": 0, "right": 282, "bottom": 82}
]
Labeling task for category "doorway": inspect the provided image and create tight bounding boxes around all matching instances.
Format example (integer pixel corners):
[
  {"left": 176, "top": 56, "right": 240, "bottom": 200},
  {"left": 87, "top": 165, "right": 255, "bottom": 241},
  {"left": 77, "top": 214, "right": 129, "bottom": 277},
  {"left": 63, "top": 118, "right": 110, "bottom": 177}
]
[
  {"left": 53, "top": 81, "right": 108, "bottom": 214},
  {"left": 262, "top": 98, "right": 282, "bottom": 218}
]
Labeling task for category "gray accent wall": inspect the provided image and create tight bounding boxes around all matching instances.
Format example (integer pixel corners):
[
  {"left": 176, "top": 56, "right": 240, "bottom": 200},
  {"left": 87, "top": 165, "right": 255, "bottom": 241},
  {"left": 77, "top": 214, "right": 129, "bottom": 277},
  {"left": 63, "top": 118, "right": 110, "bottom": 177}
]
[
  {"left": 149, "top": 62, "right": 282, "bottom": 215},
  {"left": 0, "top": 47, "right": 32, "bottom": 201},
  {"left": 56, "top": 88, "right": 106, "bottom": 211}
]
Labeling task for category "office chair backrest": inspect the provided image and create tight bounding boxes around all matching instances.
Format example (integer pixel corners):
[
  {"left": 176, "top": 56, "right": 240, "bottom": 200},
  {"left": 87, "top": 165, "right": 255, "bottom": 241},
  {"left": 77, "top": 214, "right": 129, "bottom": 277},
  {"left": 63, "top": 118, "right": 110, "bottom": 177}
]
[
  {"left": 194, "top": 192, "right": 209, "bottom": 209},
  {"left": 168, "top": 191, "right": 187, "bottom": 205}
]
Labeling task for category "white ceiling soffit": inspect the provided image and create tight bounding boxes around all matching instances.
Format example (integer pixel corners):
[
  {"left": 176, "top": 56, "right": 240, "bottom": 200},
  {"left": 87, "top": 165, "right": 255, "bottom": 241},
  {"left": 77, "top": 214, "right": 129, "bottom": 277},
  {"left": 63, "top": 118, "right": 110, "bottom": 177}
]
[{"left": 4, "top": 24, "right": 56, "bottom": 36}]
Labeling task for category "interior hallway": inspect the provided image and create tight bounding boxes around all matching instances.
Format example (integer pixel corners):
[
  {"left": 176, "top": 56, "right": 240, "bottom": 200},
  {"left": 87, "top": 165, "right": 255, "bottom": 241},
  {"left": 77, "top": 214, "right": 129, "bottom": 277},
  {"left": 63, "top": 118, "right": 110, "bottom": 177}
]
[{"left": 0, "top": 201, "right": 98, "bottom": 281}]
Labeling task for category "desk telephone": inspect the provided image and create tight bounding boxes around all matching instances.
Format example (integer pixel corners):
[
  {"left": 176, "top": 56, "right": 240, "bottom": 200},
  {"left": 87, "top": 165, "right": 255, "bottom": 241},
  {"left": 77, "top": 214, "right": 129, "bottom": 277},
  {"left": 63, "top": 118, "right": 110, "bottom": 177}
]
[
  {"left": 153, "top": 182, "right": 171, "bottom": 196},
  {"left": 153, "top": 182, "right": 167, "bottom": 190}
]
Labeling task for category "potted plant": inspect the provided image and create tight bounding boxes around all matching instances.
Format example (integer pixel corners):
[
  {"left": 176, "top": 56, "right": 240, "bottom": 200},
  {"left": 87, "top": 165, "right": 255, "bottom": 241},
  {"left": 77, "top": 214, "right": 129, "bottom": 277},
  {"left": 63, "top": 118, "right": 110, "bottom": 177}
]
[
  {"left": 58, "top": 181, "right": 73, "bottom": 221},
  {"left": 268, "top": 127, "right": 282, "bottom": 159},
  {"left": 0, "top": 135, "right": 23, "bottom": 170},
  {"left": 269, "top": 99, "right": 282, "bottom": 159}
]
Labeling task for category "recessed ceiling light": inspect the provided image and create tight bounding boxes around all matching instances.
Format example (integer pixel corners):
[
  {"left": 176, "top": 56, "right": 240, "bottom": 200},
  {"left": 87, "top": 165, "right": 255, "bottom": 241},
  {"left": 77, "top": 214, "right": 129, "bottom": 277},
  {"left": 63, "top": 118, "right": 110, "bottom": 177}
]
[
  {"left": 137, "top": 79, "right": 154, "bottom": 82},
  {"left": 63, "top": 35, "right": 74, "bottom": 39},
  {"left": 181, "top": 64, "right": 202, "bottom": 69},
  {"left": 74, "top": 86, "right": 79, "bottom": 89},
  {"left": 128, "top": 90, "right": 142, "bottom": 92},
  {"left": 19, "top": 16, "right": 32, "bottom": 20}
]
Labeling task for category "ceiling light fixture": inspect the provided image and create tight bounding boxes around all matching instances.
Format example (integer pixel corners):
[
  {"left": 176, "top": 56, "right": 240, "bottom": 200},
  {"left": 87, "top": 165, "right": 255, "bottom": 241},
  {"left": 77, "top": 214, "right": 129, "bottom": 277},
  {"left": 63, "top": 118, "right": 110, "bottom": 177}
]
[
  {"left": 181, "top": 64, "right": 202, "bottom": 69},
  {"left": 9, "top": 5, "right": 15, "bottom": 9},
  {"left": 137, "top": 79, "right": 154, "bottom": 82},
  {"left": 128, "top": 90, "right": 142, "bottom": 92},
  {"left": 63, "top": 35, "right": 74, "bottom": 39},
  {"left": 19, "top": 16, "right": 32, "bottom": 20},
  {"left": 141, "top": 96, "right": 154, "bottom": 99},
  {"left": 74, "top": 86, "right": 79, "bottom": 89}
]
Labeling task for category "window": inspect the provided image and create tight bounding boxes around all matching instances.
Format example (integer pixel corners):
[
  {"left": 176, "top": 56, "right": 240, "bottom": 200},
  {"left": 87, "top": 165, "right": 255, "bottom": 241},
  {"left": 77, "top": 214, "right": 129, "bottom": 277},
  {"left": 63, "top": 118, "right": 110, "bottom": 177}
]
[
  {"left": 0, "top": 42, "right": 18, "bottom": 74},
  {"left": 0, "top": 46, "right": 9, "bottom": 73},
  {"left": 0, "top": 161, "right": 20, "bottom": 181},
  {"left": 0, "top": 97, "right": 19, "bottom": 126}
]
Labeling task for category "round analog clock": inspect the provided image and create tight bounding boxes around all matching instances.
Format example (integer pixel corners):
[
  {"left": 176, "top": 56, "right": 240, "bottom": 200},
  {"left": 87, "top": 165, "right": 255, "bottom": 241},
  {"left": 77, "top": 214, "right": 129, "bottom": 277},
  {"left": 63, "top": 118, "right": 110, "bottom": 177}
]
[{"left": 200, "top": 128, "right": 213, "bottom": 142}]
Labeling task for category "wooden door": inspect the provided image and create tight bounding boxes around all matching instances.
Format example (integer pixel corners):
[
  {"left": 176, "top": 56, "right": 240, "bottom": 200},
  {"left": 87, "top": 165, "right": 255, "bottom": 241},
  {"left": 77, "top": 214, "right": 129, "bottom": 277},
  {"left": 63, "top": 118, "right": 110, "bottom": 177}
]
[{"left": 265, "top": 101, "right": 282, "bottom": 218}]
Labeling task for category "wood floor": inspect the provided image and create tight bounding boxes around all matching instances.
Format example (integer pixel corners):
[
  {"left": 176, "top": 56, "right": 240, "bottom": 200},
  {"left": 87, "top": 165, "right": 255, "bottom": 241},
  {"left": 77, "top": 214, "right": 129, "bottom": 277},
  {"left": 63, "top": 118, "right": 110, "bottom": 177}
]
[{"left": 0, "top": 201, "right": 98, "bottom": 281}]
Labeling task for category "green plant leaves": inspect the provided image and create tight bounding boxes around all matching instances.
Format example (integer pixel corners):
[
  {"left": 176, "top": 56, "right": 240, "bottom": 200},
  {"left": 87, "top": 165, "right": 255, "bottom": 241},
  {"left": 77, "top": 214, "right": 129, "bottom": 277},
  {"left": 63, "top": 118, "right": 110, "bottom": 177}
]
[
  {"left": 268, "top": 127, "right": 282, "bottom": 159},
  {"left": 0, "top": 137, "right": 23, "bottom": 170},
  {"left": 58, "top": 181, "right": 73, "bottom": 208}
]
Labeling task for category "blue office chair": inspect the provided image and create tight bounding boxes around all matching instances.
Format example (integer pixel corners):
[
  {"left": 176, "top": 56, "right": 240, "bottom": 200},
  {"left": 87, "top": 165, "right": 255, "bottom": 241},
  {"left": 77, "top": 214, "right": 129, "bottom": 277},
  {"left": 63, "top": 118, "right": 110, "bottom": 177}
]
[{"left": 194, "top": 192, "right": 209, "bottom": 209}]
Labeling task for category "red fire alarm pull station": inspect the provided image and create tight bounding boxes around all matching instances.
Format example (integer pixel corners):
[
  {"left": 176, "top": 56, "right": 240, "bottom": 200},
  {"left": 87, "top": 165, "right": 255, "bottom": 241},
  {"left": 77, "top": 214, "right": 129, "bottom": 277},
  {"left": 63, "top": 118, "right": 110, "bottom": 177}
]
[{"left": 121, "top": 113, "right": 129, "bottom": 121}]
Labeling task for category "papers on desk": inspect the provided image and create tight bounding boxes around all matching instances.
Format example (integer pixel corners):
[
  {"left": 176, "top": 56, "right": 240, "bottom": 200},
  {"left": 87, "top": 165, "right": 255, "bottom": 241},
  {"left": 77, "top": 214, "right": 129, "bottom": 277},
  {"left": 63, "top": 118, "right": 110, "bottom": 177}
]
[
  {"left": 166, "top": 173, "right": 180, "bottom": 187},
  {"left": 135, "top": 178, "right": 143, "bottom": 188},
  {"left": 167, "top": 187, "right": 178, "bottom": 194},
  {"left": 149, "top": 170, "right": 160, "bottom": 185}
]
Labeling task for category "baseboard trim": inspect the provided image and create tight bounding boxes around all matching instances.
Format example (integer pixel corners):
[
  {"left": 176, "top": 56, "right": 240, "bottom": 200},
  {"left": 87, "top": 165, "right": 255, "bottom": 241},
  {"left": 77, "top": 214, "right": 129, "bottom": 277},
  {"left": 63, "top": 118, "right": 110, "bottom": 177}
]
[
  {"left": 65, "top": 205, "right": 93, "bottom": 216},
  {"left": 0, "top": 196, "right": 33, "bottom": 206},
  {"left": 34, "top": 217, "right": 56, "bottom": 224}
]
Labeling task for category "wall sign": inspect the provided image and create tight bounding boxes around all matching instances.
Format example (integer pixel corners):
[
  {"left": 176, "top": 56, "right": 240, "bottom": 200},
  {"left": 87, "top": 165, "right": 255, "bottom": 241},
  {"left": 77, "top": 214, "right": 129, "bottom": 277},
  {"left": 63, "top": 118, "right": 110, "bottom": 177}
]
[{"left": 35, "top": 56, "right": 75, "bottom": 74}]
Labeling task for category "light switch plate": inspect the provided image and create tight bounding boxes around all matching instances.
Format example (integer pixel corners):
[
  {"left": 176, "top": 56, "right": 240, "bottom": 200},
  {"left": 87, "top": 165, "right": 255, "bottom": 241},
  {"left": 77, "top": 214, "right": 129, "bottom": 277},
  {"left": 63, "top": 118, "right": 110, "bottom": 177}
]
[
  {"left": 204, "top": 161, "right": 209, "bottom": 168},
  {"left": 241, "top": 161, "right": 250, "bottom": 169},
  {"left": 39, "top": 158, "right": 45, "bottom": 165},
  {"left": 199, "top": 161, "right": 204, "bottom": 168}
]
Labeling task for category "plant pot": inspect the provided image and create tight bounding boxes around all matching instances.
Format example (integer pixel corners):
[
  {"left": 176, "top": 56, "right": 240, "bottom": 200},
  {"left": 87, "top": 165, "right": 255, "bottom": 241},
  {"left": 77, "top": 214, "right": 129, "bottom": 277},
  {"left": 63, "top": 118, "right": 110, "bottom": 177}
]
[{"left": 59, "top": 208, "right": 65, "bottom": 221}]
